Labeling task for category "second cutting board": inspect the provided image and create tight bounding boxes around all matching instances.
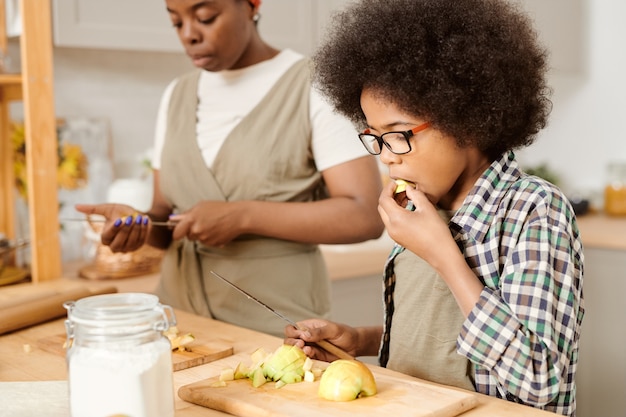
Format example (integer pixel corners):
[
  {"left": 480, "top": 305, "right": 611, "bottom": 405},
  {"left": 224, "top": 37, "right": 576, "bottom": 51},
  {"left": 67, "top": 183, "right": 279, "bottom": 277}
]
[{"left": 37, "top": 333, "right": 233, "bottom": 372}]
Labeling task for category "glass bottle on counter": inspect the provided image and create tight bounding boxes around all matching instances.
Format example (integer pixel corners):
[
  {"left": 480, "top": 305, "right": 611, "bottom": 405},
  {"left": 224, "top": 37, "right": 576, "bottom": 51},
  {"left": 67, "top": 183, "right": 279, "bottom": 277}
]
[
  {"left": 64, "top": 293, "right": 176, "bottom": 417},
  {"left": 604, "top": 162, "right": 626, "bottom": 216}
]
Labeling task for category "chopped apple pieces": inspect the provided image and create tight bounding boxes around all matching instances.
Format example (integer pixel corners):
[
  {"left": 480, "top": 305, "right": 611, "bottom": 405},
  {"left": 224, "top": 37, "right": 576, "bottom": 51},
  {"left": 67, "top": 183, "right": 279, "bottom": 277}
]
[
  {"left": 250, "top": 347, "right": 269, "bottom": 364},
  {"left": 163, "top": 326, "right": 195, "bottom": 352},
  {"left": 233, "top": 362, "right": 250, "bottom": 380},
  {"left": 219, "top": 368, "right": 235, "bottom": 382},
  {"left": 303, "top": 357, "right": 313, "bottom": 372},
  {"left": 304, "top": 370, "right": 315, "bottom": 383},
  {"left": 214, "top": 344, "right": 324, "bottom": 389},
  {"left": 251, "top": 366, "right": 267, "bottom": 388}
]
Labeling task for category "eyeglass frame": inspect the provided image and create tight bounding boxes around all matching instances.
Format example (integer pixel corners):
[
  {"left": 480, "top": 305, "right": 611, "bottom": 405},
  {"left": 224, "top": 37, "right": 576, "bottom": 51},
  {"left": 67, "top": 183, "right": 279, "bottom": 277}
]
[{"left": 358, "top": 122, "right": 431, "bottom": 155}]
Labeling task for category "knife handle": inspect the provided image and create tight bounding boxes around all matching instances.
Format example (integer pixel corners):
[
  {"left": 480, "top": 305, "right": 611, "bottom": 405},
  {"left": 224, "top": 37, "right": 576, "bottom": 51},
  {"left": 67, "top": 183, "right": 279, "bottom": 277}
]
[
  {"left": 315, "top": 339, "right": 355, "bottom": 361},
  {"left": 295, "top": 324, "right": 354, "bottom": 361}
]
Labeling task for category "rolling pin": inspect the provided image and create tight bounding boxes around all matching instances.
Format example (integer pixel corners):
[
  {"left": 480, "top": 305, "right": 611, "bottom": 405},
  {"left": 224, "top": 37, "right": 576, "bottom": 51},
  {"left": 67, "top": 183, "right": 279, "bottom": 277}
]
[{"left": 0, "top": 286, "right": 118, "bottom": 335}]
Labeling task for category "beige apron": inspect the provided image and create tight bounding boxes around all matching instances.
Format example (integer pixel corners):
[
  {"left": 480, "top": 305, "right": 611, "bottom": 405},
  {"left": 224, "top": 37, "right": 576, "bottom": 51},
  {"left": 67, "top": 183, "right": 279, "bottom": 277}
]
[
  {"left": 156, "top": 59, "right": 331, "bottom": 337},
  {"left": 386, "top": 211, "right": 475, "bottom": 391}
]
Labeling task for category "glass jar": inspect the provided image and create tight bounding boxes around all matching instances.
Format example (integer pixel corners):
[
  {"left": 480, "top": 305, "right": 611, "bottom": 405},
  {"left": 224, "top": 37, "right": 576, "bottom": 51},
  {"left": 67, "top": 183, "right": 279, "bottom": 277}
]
[
  {"left": 64, "top": 293, "right": 176, "bottom": 417},
  {"left": 604, "top": 162, "right": 626, "bottom": 216}
]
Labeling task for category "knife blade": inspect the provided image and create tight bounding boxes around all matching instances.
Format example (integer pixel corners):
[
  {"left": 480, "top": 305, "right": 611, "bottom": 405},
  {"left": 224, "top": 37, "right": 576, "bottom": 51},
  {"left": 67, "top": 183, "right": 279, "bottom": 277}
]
[
  {"left": 60, "top": 218, "right": 177, "bottom": 227},
  {"left": 210, "top": 270, "right": 354, "bottom": 361},
  {"left": 210, "top": 270, "right": 298, "bottom": 327}
]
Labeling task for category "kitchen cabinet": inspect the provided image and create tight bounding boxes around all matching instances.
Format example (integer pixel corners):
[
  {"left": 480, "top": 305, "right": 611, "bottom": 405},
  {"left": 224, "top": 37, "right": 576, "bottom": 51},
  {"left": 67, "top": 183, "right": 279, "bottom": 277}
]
[
  {"left": 575, "top": 215, "right": 626, "bottom": 416},
  {"left": 52, "top": 0, "right": 350, "bottom": 56},
  {"left": 0, "top": 0, "right": 61, "bottom": 281},
  {"left": 557, "top": 214, "right": 626, "bottom": 416},
  {"left": 575, "top": 247, "right": 626, "bottom": 417},
  {"left": 516, "top": 0, "right": 586, "bottom": 75},
  {"left": 52, "top": 0, "right": 181, "bottom": 52}
]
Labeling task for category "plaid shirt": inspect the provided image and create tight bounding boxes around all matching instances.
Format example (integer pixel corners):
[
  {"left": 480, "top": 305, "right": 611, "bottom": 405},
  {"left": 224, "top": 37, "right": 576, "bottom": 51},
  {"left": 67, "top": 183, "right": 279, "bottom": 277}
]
[{"left": 453, "top": 152, "right": 584, "bottom": 416}]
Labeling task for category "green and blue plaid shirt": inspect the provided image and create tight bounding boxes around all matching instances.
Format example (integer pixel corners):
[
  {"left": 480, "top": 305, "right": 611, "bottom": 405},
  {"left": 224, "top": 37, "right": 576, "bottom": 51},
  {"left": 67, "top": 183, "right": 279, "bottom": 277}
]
[{"left": 381, "top": 152, "right": 584, "bottom": 416}]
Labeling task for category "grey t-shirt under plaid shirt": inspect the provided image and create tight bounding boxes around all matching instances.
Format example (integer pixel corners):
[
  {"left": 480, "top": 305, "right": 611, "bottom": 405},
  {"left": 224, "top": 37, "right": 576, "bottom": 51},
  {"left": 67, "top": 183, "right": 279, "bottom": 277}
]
[{"left": 453, "top": 151, "right": 584, "bottom": 416}]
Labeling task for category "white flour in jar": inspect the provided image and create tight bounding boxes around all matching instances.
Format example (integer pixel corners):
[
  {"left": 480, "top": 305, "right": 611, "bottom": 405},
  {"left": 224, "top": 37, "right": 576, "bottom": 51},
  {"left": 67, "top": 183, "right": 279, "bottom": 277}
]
[{"left": 68, "top": 339, "right": 174, "bottom": 417}]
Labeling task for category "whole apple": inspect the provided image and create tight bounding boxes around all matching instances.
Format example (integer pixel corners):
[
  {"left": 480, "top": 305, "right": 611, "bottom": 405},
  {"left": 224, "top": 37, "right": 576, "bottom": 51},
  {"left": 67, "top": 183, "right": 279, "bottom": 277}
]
[{"left": 318, "top": 359, "right": 377, "bottom": 401}]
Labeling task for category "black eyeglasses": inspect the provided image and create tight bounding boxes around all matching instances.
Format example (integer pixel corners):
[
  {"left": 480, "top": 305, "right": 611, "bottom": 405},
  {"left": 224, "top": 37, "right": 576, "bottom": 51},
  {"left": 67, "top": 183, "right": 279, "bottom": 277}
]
[{"left": 358, "top": 122, "right": 431, "bottom": 155}]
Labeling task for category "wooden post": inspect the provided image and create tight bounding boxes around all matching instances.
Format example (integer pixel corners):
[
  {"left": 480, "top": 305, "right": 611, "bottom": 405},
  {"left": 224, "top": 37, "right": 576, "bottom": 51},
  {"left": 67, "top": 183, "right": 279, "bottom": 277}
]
[
  {"left": 0, "top": 0, "right": 17, "bottom": 243},
  {"left": 0, "top": 0, "right": 6, "bottom": 56},
  {"left": 0, "top": 85, "right": 16, "bottom": 240},
  {"left": 19, "top": 0, "right": 61, "bottom": 281}
]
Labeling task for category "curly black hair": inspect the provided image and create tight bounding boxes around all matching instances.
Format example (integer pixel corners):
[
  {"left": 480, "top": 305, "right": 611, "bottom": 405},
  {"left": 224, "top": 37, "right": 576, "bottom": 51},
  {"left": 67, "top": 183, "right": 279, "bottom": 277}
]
[{"left": 313, "top": 0, "right": 552, "bottom": 159}]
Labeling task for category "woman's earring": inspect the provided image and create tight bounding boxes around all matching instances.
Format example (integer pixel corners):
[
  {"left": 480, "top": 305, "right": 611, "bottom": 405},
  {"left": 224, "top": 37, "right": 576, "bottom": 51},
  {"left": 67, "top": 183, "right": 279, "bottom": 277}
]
[{"left": 253, "top": 13, "right": 260, "bottom": 22}]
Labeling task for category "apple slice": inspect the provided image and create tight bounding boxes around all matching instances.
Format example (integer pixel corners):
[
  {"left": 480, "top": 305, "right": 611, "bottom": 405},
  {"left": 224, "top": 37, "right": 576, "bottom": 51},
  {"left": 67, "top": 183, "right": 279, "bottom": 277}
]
[
  {"left": 163, "top": 326, "right": 195, "bottom": 352},
  {"left": 394, "top": 179, "right": 415, "bottom": 194},
  {"left": 219, "top": 368, "right": 235, "bottom": 382}
]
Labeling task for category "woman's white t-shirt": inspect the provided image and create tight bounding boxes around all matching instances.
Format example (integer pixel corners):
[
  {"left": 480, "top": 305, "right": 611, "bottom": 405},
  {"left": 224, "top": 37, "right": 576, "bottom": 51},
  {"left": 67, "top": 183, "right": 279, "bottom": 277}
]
[{"left": 151, "top": 49, "right": 368, "bottom": 171}]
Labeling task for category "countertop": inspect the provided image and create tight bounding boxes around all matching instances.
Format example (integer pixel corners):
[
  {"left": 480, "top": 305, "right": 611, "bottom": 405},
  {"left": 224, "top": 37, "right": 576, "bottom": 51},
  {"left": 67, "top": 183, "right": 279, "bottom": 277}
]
[
  {"left": 574, "top": 212, "right": 626, "bottom": 251},
  {"left": 0, "top": 280, "right": 554, "bottom": 417}
]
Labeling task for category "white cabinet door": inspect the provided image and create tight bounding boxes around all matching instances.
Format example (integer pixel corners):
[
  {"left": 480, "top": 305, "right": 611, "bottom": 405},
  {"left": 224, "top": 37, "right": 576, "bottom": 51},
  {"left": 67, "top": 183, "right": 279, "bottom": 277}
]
[
  {"left": 576, "top": 248, "right": 626, "bottom": 417},
  {"left": 259, "top": 0, "right": 351, "bottom": 55},
  {"left": 255, "top": 0, "right": 315, "bottom": 55},
  {"left": 51, "top": 0, "right": 336, "bottom": 55},
  {"left": 515, "top": 0, "right": 586, "bottom": 75},
  {"left": 52, "top": 0, "right": 182, "bottom": 52},
  {"left": 314, "top": 0, "right": 351, "bottom": 46}
]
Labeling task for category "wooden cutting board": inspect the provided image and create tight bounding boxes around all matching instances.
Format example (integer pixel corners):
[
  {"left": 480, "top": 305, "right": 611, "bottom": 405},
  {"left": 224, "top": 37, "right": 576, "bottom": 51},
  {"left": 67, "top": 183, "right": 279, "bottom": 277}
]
[
  {"left": 36, "top": 333, "right": 233, "bottom": 372},
  {"left": 171, "top": 342, "right": 234, "bottom": 371},
  {"left": 179, "top": 355, "right": 477, "bottom": 417}
]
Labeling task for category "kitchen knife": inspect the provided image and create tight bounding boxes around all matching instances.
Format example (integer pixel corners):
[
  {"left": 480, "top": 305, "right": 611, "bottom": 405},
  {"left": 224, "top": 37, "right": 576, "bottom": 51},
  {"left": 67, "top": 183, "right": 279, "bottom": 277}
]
[
  {"left": 210, "top": 270, "right": 355, "bottom": 361},
  {"left": 60, "top": 217, "right": 177, "bottom": 227}
]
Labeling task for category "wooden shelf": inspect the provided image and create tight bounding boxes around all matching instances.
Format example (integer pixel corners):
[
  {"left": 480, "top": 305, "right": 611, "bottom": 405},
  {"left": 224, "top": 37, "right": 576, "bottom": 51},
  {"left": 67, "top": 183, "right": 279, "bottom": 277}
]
[
  {"left": 0, "top": 73, "right": 22, "bottom": 85},
  {"left": 0, "top": 0, "right": 61, "bottom": 282}
]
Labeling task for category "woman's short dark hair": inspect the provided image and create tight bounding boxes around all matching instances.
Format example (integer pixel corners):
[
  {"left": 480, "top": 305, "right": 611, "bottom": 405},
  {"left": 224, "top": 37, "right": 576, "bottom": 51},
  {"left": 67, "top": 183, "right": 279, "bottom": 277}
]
[{"left": 313, "top": 0, "right": 552, "bottom": 159}]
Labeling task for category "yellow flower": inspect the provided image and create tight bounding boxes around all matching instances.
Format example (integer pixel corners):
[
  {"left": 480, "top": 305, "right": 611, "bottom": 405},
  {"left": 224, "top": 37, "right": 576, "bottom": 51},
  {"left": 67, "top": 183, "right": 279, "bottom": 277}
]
[{"left": 10, "top": 122, "right": 89, "bottom": 200}]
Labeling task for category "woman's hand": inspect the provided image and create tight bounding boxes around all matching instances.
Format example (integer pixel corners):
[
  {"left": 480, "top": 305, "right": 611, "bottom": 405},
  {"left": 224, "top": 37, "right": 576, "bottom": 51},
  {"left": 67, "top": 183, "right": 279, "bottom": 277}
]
[
  {"left": 75, "top": 203, "right": 150, "bottom": 253},
  {"left": 169, "top": 201, "right": 245, "bottom": 247},
  {"left": 284, "top": 318, "right": 364, "bottom": 362}
]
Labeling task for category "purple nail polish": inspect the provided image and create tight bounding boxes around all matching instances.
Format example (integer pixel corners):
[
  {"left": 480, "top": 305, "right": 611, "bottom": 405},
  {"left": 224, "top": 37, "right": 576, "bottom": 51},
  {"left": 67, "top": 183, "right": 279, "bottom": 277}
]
[
  {"left": 114, "top": 218, "right": 122, "bottom": 227},
  {"left": 143, "top": 217, "right": 149, "bottom": 225},
  {"left": 135, "top": 215, "right": 143, "bottom": 224},
  {"left": 125, "top": 216, "right": 133, "bottom": 226}
]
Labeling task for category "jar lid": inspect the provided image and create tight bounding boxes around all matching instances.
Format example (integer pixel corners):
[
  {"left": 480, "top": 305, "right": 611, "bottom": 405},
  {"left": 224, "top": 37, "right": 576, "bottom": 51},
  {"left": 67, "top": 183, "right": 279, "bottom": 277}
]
[{"left": 65, "top": 293, "right": 173, "bottom": 328}]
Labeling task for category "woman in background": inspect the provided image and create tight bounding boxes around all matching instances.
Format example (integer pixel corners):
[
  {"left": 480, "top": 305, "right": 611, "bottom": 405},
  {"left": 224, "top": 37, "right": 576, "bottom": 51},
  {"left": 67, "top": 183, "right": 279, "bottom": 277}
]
[{"left": 77, "top": 0, "right": 384, "bottom": 337}]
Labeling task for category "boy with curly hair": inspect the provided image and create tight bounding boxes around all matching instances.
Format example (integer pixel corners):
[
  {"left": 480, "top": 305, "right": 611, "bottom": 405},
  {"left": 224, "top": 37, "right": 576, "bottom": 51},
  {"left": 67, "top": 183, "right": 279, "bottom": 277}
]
[{"left": 285, "top": 1, "right": 584, "bottom": 415}]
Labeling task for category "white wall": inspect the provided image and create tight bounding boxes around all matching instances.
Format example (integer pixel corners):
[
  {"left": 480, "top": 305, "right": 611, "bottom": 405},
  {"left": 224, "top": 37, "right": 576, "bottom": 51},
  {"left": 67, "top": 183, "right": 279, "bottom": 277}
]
[
  {"left": 52, "top": 47, "right": 192, "bottom": 177},
  {"left": 516, "top": 0, "right": 626, "bottom": 205}
]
